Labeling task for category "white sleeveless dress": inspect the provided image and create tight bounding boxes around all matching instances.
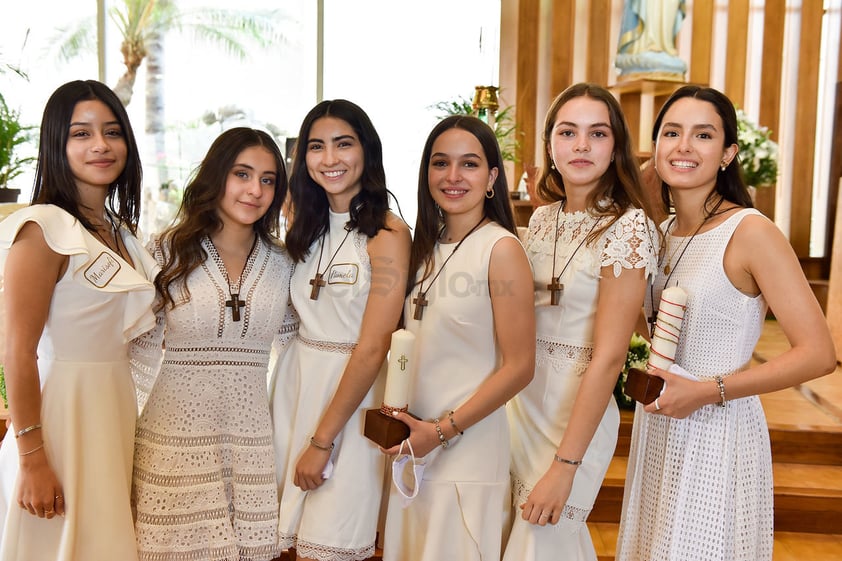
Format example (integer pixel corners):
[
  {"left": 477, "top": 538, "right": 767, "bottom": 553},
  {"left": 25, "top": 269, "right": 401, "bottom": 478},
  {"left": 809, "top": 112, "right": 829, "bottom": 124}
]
[
  {"left": 131, "top": 235, "right": 295, "bottom": 561},
  {"left": 270, "top": 209, "right": 386, "bottom": 561},
  {"left": 383, "top": 222, "right": 520, "bottom": 561},
  {"left": 0, "top": 204, "right": 156, "bottom": 561},
  {"left": 616, "top": 208, "right": 774, "bottom": 561},
  {"left": 504, "top": 204, "right": 658, "bottom": 561}
]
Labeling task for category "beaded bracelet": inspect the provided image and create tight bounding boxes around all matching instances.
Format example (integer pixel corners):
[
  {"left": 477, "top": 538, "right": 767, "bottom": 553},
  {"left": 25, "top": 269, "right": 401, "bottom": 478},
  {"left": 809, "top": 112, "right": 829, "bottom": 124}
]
[
  {"left": 15, "top": 423, "right": 42, "bottom": 439},
  {"left": 19, "top": 443, "right": 45, "bottom": 457},
  {"left": 433, "top": 418, "right": 449, "bottom": 449},
  {"left": 714, "top": 376, "right": 726, "bottom": 407},
  {"left": 309, "top": 437, "right": 335, "bottom": 452},
  {"left": 447, "top": 411, "right": 464, "bottom": 435},
  {"left": 553, "top": 454, "right": 583, "bottom": 466}
]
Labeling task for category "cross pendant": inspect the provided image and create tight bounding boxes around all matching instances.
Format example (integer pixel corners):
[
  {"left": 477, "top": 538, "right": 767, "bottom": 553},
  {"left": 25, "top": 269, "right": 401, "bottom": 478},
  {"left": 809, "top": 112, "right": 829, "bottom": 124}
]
[
  {"left": 547, "top": 278, "right": 563, "bottom": 306},
  {"left": 226, "top": 293, "right": 246, "bottom": 322},
  {"left": 412, "top": 291, "right": 429, "bottom": 321},
  {"left": 309, "top": 273, "right": 326, "bottom": 300}
]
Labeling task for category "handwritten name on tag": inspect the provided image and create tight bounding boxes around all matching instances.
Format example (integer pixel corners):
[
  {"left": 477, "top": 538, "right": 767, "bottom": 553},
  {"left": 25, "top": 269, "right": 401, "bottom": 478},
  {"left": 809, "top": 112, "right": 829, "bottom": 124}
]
[
  {"left": 84, "top": 252, "right": 122, "bottom": 288},
  {"left": 328, "top": 263, "right": 358, "bottom": 285}
]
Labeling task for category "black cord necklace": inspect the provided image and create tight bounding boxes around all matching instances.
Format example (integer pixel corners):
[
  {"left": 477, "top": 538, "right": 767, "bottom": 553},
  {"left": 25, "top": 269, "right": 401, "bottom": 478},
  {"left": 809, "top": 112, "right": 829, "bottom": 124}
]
[
  {"left": 547, "top": 201, "right": 603, "bottom": 306},
  {"left": 91, "top": 215, "right": 129, "bottom": 263},
  {"left": 648, "top": 197, "right": 726, "bottom": 335},
  {"left": 412, "top": 215, "right": 486, "bottom": 321},
  {"left": 309, "top": 224, "right": 353, "bottom": 300},
  {"left": 208, "top": 234, "right": 259, "bottom": 322}
]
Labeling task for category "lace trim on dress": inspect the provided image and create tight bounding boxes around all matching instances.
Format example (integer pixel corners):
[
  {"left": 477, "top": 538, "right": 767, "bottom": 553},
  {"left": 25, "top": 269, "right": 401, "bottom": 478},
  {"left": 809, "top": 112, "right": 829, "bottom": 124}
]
[
  {"left": 139, "top": 542, "right": 281, "bottom": 561},
  {"left": 134, "top": 466, "right": 276, "bottom": 488},
  {"left": 535, "top": 337, "right": 592, "bottom": 376},
  {"left": 298, "top": 334, "right": 357, "bottom": 354},
  {"left": 527, "top": 206, "right": 659, "bottom": 280},
  {"left": 511, "top": 473, "right": 591, "bottom": 524},
  {"left": 135, "top": 428, "right": 273, "bottom": 448},
  {"left": 281, "top": 534, "right": 375, "bottom": 561}
]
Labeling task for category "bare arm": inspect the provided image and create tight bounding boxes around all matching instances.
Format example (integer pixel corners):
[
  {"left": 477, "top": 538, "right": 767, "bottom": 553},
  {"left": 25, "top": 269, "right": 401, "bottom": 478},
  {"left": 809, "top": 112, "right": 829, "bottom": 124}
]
[
  {"left": 520, "top": 263, "right": 647, "bottom": 526},
  {"left": 4, "top": 221, "right": 68, "bottom": 518},
  {"left": 387, "top": 236, "right": 535, "bottom": 458},
  {"left": 294, "top": 214, "right": 411, "bottom": 490},
  {"left": 646, "top": 215, "right": 837, "bottom": 417}
]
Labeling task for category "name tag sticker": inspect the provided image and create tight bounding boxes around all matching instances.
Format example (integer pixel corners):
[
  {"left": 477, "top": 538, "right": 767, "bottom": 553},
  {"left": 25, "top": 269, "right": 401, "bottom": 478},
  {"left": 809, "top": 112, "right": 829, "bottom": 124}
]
[
  {"left": 328, "top": 263, "right": 358, "bottom": 285},
  {"left": 84, "top": 252, "right": 121, "bottom": 288}
]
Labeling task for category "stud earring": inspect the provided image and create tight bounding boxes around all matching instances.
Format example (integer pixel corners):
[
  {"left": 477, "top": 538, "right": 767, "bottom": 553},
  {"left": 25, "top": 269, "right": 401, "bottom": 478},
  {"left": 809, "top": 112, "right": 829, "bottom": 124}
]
[{"left": 720, "top": 160, "right": 728, "bottom": 171}]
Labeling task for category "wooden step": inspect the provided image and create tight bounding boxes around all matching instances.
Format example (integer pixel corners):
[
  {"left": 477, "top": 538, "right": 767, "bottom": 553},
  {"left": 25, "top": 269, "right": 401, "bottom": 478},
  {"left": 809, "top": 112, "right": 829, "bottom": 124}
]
[
  {"left": 592, "top": 457, "right": 842, "bottom": 534},
  {"left": 589, "top": 522, "right": 842, "bottom": 561}
]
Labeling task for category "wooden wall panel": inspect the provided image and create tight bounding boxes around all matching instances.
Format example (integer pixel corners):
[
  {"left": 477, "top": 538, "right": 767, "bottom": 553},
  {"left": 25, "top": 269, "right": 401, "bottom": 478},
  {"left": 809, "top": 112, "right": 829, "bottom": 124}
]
[
  {"left": 689, "top": 0, "right": 715, "bottom": 84},
  {"left": 515, "top": 0, "right": 540, "bottom": 181},
  {"left": 586, "top": 0, "right": 611, "bottom": 84},
  {"left": 724, "top": 0, "right": 750, "bottom": 107},
  {"left": 790, "top": 0, "right": 824, "bottom": 256},
  {"left": 753, "top": 0, "right": 786, "bottom": 219},
  {"left": 550, "top": 0, "right": 576, "bottom": 98}
]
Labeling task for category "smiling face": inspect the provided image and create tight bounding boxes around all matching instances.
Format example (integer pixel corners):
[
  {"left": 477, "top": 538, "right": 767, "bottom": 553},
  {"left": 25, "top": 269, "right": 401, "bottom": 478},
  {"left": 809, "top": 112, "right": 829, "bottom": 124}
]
[
  {"left": 65, "top": 99, "right": 128, "bottom": 195},
  {"left": 427, "top": 127, "right": 498, "bottom": 223},
  {"left": 549, "top": 95, "right": 615, "bottom": 196},
  {"left": 304, "top": 116, "right": 365, "bottom": 212},
  {"left": 654, "top": 96, "right": 738, "bottom": 194},
  {"left": 217, "top": 145, "right": 278, "bottom": 230}
]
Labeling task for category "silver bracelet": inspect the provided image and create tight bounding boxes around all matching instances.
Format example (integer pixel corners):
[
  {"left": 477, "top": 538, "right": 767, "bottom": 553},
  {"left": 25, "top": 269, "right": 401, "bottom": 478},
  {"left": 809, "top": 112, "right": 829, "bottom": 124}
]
[
  {"left": 15, "top": 423, "right": 42, "bottom": 438},
  {"left": 553, "top": 454, "right": 583, "bottom": 466},
  {"left": 714, "top": 376, "right": 726, "bottom": 407},
  {"left": 433, "top": 418, "right": 449, "bottom": 448},
  {"left": 309, "top": 437, "right": 334, "bottom": 452}
]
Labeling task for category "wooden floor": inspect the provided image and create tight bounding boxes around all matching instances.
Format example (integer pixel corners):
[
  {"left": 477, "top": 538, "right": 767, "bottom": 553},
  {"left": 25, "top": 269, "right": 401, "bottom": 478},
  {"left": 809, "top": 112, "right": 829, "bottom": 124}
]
[{"left": 589, "top": 319, "right": 842, "bottom": 560}]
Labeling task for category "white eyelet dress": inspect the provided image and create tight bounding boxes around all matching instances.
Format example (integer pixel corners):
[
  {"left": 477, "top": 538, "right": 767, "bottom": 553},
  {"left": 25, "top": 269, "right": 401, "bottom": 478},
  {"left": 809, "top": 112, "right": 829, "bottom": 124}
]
[{"left": 616, "top": 208, "right": 774, "bottom": 561}]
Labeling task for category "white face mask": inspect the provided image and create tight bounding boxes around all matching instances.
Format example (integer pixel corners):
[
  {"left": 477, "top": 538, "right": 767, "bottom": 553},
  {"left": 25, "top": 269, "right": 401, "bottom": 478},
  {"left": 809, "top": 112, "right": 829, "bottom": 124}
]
[{"left": 391, "top": 439, "right": 425, "bottom": 508}]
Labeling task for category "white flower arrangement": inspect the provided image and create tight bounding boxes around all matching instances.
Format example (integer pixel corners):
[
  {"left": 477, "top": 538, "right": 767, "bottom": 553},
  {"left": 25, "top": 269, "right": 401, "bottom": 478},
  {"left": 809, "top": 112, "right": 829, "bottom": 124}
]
[
  {"left": 736, "top": 109, "right": 779, "bottom": 187},
  {"left": 615, "top": 332, "right": 651, "bottom": 409}
]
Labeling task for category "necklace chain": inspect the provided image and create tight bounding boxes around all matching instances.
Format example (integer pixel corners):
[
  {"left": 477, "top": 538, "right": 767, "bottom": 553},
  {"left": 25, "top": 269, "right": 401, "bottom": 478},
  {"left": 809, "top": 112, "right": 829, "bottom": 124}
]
[
  {"left": 412, "top": 215, "right": 486, "bottom": 321},
  {"left": 309, "top": 224, "right": 353, "bottom": 300},
  {"left": 547, "top": 202, "right": 602, "bottom": 306},
  {"left": 90, "top": 216, "right": 129, "bottom": 263},
  {"left": 207, "top": 234, "right": 259, "bottom": 323}
]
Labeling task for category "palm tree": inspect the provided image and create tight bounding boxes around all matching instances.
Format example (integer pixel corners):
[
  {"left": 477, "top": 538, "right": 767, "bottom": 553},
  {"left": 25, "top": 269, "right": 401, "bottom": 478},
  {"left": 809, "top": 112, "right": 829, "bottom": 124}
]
[{"left": 51, "top": 0, "right": 285, "bottom": 231}]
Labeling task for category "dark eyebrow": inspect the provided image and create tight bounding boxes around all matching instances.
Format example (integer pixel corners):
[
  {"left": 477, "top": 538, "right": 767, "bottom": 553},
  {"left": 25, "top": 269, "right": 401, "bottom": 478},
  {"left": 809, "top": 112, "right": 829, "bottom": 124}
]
[
  {"left": 308, "top": 134, "right": 356, "bottom": 143},
  {"left": 662, "top": 121, "right": 718, "bottom": 132},
  {"left": 68, "top": 120, "right": 121, "bottom": 128},
  {"left": 556, "top": 120, "right": 611, "bottom": 129},
  {"left": 431, "top": 152, "right": 482, "bottom": 159}
]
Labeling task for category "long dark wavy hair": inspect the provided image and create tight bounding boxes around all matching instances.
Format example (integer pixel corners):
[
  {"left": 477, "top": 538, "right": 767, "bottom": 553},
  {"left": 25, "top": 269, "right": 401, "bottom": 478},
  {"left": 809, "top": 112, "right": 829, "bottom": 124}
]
[
  {"left": 285, "top": 99, "right": 391, "bottom": 262},
  {"left": 154, "top": 127, "right": 287, "bottom": 310},
  {"left": 31, "top": 80, "right": 143, "bottom": 234},
  {"left": 535, "top": 82, "right": 653, "bottom": 243},
  {"left": 652, "top": 85, "right": 753, "bottom": 213},
  {"left": 408, "top": 115, "right": 516, "bottom": 293}
]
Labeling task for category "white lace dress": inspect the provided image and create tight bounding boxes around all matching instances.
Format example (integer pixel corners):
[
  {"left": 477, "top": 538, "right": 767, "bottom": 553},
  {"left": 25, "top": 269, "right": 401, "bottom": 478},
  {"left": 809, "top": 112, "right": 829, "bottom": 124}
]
[
  {"left": 0, "top": 205, "right": 157, "bottom": 561},
  {"left": 616, "top": 208, "right": 774, "bottom": 561},
  {"left": 270, "top": 209, "right": 386, "bottom": 561},
  {"left": 131, "top": 235, "right": 296, "bottom": 561},
  {"left": 504, "top": 203, "right": 658, "bottom": 561},
  {"left": 382, "top": 222, "right": 520, "bottom": 561}
]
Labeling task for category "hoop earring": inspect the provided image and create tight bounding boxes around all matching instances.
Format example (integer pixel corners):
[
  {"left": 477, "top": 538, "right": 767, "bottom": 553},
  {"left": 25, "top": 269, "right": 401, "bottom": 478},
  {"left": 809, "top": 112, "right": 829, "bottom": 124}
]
[{"left": 485, "top": 188, "right": 494, "bottom": 199}]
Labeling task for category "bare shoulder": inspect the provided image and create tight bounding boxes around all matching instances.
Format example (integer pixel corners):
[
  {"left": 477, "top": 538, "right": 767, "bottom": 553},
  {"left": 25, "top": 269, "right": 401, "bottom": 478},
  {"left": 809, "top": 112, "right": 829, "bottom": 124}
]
[{"left": 368, "top": 212, "right": 411, "bottom": 259}]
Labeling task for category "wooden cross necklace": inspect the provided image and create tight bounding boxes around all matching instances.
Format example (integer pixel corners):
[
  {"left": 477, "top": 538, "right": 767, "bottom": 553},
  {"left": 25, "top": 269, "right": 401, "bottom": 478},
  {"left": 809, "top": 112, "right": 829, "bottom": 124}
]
[
  {"left": 412, "top": 215, "right": 486, "bottom": 321},
  {"left": 648, "top": 196, "right": 726, "bottom": 335},
  {"left": 208, "top": 234, "right": 259, "bottom": 322},
  {"left": 310, "top": 225, "right": 353, "bottom": 300},
  {"left": 547, "top": 202, "right": 602, "bottom": 306}
]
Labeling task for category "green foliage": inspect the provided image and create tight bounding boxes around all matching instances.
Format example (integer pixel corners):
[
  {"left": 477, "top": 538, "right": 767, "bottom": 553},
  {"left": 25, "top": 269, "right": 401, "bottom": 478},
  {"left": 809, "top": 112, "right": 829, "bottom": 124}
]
[
  {"left": 0, "top": 364, "right": 6, "bottom": 409},
  {"left": 0, "top": 92, "right": 36, "bottom": 189},
  {"left": 430, "top": 96, "right": 521, "bottom": 163},
  {"left": 736, "top": 109, "right": 779, "bottom": 187}
]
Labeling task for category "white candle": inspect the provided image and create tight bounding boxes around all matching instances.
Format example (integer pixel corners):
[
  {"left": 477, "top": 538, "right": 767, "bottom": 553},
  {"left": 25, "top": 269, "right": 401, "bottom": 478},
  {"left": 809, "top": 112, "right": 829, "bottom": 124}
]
[
  {"left": 649, "top": 286, "right": 688, "bottom": 370},
  {"left": 383, "top": 329, "right": 415, "bottom": 409}
]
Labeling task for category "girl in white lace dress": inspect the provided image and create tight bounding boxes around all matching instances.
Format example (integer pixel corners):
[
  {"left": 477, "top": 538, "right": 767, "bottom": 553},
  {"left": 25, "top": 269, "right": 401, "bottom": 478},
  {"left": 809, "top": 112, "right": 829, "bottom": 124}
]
[
  {"left": 616, "top": 85, "right": 836, "bottom": 561},
  {"left": 270, "top": 100, "right": 410, "bottom": 561},
  {"left": 503, "top": 83, "right": 659, "bottom": 561},
  {"left": 382, "top": 115, "right": 535, "bottom": 561},
  {"left": 131, "top": 128, "right": 294, "bottom": 561},
  {"left": 0, "top": 80, "right": 156, "bottom": 561}
]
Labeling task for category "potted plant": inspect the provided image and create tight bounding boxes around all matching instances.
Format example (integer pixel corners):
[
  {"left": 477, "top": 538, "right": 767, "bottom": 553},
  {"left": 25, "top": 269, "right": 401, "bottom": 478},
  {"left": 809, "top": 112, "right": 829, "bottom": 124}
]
[
  {"left": 736, "top": 108, "right": 778, "bottom": 191},
  {"left": 0, "top": 91, "right": 36, "bottom": 203}
]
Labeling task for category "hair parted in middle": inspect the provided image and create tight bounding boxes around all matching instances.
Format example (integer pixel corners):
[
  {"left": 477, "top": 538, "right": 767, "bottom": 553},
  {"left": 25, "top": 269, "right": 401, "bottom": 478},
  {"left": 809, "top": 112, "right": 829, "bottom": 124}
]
[
  {"left": 408, "top": 114, "right": 516, "bottom": 294},
  {"left": 153, "top": 127, "right": 287, "bottom": 311}
]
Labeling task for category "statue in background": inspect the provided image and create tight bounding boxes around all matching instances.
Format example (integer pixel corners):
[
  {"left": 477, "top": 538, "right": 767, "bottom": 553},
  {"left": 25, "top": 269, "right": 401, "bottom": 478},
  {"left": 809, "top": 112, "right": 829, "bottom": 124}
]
[{"left": 615, "top": 0, "right": 687, "bottom": 81}]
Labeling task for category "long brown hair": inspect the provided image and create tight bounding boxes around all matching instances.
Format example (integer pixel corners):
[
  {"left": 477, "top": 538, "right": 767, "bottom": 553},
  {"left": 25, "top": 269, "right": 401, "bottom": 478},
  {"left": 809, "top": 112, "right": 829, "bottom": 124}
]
[
  {"left": 154, "top": 128, "right": 287, "bottom": 310},
  {"left": 408, "top": 115, "right": 515, "bottom": 294},
  {"left": 535, "top": 82, "right": 653, "bottom": 243}
]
